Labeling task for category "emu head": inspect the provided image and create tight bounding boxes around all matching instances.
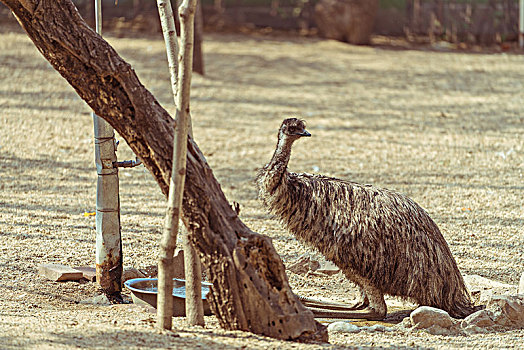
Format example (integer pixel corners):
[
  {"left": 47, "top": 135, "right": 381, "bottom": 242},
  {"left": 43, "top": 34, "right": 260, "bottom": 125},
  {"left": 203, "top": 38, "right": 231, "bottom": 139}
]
[{"left": 279, "top": 118, "right": 311, "bottom": 141}]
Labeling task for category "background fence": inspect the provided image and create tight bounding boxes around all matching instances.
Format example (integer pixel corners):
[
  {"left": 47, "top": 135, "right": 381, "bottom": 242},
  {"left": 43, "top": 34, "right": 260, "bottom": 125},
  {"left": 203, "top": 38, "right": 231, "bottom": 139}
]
[{"left": 1, "top": 0, "right": 520, "bottom": 44}]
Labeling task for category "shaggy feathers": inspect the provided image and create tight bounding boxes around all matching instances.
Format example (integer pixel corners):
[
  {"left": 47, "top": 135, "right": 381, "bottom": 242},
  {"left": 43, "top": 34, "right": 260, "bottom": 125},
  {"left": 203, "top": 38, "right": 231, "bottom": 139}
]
[{"left": 256, "top": 118, "right": 475, "bottom": 318}]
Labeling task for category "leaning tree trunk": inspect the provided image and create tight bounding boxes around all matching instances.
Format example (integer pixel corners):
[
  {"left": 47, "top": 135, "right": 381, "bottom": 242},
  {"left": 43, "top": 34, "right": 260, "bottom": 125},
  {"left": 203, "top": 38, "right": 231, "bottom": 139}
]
[{"left": 2, "top": 0, "right": 327, "bottom": 342}]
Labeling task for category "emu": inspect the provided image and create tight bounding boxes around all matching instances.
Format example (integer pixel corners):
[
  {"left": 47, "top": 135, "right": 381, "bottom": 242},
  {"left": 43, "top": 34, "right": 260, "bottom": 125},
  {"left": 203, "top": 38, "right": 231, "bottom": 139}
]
[{"left": 256, "top": 118, "right": 475, "bottom": 320}]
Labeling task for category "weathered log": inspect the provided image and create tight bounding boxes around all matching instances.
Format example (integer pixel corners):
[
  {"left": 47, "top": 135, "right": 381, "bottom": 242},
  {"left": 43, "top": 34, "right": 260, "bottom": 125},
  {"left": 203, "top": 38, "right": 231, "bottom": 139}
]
[{"left": 1, "top": 0, "right": 327, "bottom": 342}]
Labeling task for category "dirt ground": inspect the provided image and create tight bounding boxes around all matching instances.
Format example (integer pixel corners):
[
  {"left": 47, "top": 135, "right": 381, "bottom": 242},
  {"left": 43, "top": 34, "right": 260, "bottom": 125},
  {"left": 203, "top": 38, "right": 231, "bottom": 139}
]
[{"left": 0, "top": 23, "right": 523, "bottom": 349}]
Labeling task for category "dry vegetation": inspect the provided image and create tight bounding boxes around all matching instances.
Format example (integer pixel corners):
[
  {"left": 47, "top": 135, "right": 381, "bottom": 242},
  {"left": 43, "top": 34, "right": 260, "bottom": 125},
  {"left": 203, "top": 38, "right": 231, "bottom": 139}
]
[{"left": 0, "top": 24, "right": 523, "bottom": 349}]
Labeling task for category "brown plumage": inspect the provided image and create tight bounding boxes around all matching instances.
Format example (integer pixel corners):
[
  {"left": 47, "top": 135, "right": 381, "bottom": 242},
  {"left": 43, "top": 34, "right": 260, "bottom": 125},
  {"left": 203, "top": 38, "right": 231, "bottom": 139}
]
[{"left": 256, "top": 118, "right": 476, "bottom": 319}]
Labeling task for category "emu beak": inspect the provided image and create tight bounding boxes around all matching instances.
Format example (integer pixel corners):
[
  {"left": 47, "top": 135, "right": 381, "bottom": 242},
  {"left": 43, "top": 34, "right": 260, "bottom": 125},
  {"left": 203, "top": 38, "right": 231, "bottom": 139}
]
[{"left": 298, "top": 130, "right": 311, "bottom": 137}]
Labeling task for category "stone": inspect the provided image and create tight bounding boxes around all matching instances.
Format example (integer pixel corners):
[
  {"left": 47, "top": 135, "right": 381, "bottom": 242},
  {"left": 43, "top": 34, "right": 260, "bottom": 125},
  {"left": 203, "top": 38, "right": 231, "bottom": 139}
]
[
  {"left": 410, "top": 306, "right": 455, "bottom": 330},
  {"left": 518, "top": 272, "right": 524, "bottom": 295},
  {"left": 122, "top": 267, "right": 145, "bottom": 283},
  {"left": 479, "top": 289, "right": 495, "bottom": 305},
  {"left": 397, "top": 316, "right": 413, "bottom": 329},
  {"left": 38, "top": 264, "right": 83, "bottom": 282},
  {"left": 74, "top": 266, "right": 96, "bottom": 282},
  {"left": 463, "top": 274, "right": 515, "bottom": 290},
  {"left": 462, "top": 325, "right": 489, "bottom": 334},
  {"left": 317, "top": 260, "right": 340, "bottom": 276},
  {"left": 486, "top": 294, "right": 524, "bottom": 328},
  {"left": 80, "top": 294, "right": 111, "bottom": 306},
  {"left": 327, "top": 321, "right": 360, "bottom": 333},
  {"left": 425, "top": 325, "right": 454, "bottom": 336},
  {"left": 463, "top": 274, "right": 516, "bottom": 304},
  {"left": 461, "top": 309, "right": 495, "bottom": 329},
  {"left": 287, "top": 254, "right": 319, "bottom": 275},
  {"left": 363, "top": 324, "right": 392, "bottom": 332}
]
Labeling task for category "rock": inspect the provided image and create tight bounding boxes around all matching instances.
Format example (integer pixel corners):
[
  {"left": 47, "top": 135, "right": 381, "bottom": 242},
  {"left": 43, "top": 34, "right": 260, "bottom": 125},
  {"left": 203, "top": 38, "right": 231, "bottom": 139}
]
[
  {"left": 425, "top": 325, "right": 454, "bottom": 335},
  {"left": 327, "top": 321, "right": 360, "bottom": 333},
  {"left": 410, "top": 306, "right": 455, "bottom": 330},
  {"left": 38, "top": 264, "right": 83, "bottom": 282},
  {"left": 80, "top": 294, "right": 112, "bottom": 306},
  {"left": 518, "top": 272, "right": 524, "bottom": 295},
  {"left": 486, "top": 295, "right": 524, "bottom": 328},
  {"left": 287, "top": 254, "right": 320, "bottom": 275},
  {"left": 462, "top": 325, "right": 489, "bottom": 334},
  {"left": 463, "top": 274, "right": 516, "bottom": 304},
  {"left": 461, "top": 309, "right": 495, "bottom": 329},
  {"left": 479, "top": 289, "right": 495, "bottom": 305},
  {"left": 397, "top": 316, "right": 413, "bottom": 329},
  {"left": 316, "top": 260, "right": 340, "bottom": 276},
  {"left": 74, "top": 266, "right": 96, "bottom": 282},
  {"left": 122, "top": 267, "right": 145, "bottom": 283},
  {"left": 363, "top": 324, "right": 392, "bottom": 332},
  {"left": 463, "top": 274, "right": 516, "bottom": 291}
]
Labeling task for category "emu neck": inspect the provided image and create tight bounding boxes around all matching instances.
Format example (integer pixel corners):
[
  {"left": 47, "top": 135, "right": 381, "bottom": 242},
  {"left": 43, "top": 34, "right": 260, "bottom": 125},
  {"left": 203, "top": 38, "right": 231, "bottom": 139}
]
[{"left": 264, "top": 135, "right": 295, "bottom": 186}]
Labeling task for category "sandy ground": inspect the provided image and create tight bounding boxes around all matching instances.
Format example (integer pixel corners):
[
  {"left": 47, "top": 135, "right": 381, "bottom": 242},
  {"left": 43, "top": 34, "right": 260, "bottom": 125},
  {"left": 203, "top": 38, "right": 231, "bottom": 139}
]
[{"left": 0, "top": 24, "right": 523, "bottom": 349}]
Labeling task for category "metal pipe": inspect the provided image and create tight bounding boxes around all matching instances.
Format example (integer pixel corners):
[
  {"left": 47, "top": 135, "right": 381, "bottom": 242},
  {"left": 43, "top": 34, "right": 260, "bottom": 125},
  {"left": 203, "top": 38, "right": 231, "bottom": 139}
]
[
  {"left": 93, "top": 0, "right": 123, "bottom": 296},
  {"left": 114, "top": 157, "right": 142, "bottom": 168},
  {"left": 95, "top": 0, "right": 102, "bottom": 34},
  {"left": 519, "top": 0, "right": 524, "bottom": 49}
]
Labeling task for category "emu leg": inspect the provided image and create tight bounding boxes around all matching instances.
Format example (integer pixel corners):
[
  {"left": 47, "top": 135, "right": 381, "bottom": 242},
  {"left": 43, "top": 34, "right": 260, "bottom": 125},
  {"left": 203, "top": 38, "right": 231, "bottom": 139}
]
[
  {"left": 349, "top": 285, "right": 369, "bottom": 310},
  {"left": 307, "top": 271, "right": 387, "bottom": 320},
  {"left": 307, "top": 307, "right": 385, "bottom": 320},
  {"left": 299, "top": 296, "right": 364, "bottom": 311},
  {"left": 363, "top": 284, "right": 387, "bottom": 319},
  {"left": 306, "top": 288, "right": 385, "bottom": 320},
  {"left": 299, "top": 285, "right": 368, "bottom": 311},
  {"left": 299, "top": 285, "right": 386, "bottom": 319}
]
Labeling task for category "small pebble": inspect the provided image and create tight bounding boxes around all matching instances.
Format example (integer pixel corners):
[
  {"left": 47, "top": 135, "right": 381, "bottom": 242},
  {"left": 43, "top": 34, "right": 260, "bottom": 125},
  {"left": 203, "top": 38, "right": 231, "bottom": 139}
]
[{"left": 327, "top": 321, "right": 360, "bottom": 333}]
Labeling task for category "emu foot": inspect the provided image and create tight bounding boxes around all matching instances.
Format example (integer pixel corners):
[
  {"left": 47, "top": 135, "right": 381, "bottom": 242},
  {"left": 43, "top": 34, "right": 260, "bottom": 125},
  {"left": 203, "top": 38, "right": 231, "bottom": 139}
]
[
  {"left": 347, "top": 299, "right": 368, "bottom": 310},
  {"left": 300, "top": 297, "right": 359, "bottom": 311},
  {"left": 308, "top": 306, "right": 386, "bottom": 320},
  {"left": 299, "top": 296, "right": 368, "bottom": 311}
]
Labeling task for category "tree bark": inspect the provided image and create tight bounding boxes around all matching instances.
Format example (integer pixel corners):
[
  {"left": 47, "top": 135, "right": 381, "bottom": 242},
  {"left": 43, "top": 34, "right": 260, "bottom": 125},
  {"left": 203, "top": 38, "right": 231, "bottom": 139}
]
[
  {"left": 176, "top": 0, "right": 205, "bottom": 326},
  {"left": 2, "top": 0, "right": 327, "bottom": 342},
  {"left": 192, "top": 0, "right": 205, "bottom": 76},
  {"left": 156, "top": 0, "right": 186, "bottom": 330}
]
